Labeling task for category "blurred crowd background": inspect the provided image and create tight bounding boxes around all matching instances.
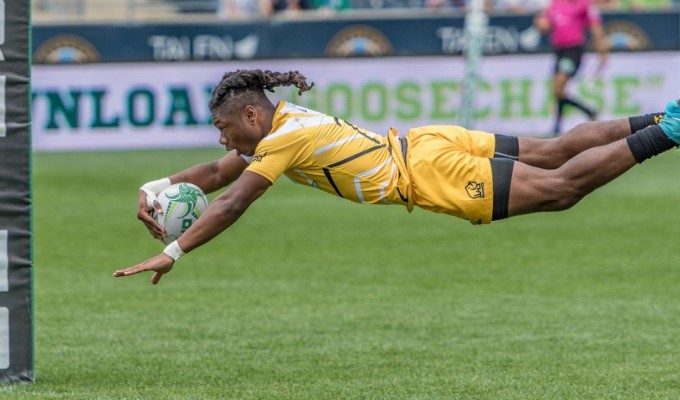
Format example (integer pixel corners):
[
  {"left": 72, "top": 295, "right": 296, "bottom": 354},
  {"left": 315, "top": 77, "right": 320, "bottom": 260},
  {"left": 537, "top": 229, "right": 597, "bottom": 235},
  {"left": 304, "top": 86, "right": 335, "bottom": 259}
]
[{"left": 33, "top": 0, "right": 680, "bottom": 23}]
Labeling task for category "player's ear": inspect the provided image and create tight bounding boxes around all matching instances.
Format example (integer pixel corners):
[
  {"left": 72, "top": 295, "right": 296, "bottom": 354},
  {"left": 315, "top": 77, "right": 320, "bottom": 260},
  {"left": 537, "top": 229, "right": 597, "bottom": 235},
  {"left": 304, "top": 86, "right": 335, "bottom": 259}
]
[{"left": 244, "top": 105, "right": 257, "bottom": 125}]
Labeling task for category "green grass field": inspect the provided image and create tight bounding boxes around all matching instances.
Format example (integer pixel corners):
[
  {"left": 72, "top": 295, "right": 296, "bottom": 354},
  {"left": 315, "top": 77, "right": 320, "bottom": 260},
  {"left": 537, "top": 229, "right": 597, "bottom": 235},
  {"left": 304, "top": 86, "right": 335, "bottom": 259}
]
[{"left": 3, "top": 147, "right": 680, "bottom": 399}]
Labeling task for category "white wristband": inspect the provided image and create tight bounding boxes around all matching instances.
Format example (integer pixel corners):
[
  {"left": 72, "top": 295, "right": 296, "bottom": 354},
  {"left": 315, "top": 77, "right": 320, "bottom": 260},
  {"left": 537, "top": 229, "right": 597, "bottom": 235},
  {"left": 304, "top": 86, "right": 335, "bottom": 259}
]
[
  {"left": 141, "top": 177, "right": 172, "bottom": 194},
  {"left": 140, "top": 177, "right": 171, "bottom": 209},
  {"left": 163, "top": 241, "right": 186, "bottom": 261}
]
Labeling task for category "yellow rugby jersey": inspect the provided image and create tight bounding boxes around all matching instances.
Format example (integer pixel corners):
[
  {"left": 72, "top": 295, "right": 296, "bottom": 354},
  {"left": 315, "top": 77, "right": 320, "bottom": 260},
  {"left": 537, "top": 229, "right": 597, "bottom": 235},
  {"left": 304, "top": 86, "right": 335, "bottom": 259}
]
[{"left": 244, "top": 101, "right": 411, "bottom": 207}]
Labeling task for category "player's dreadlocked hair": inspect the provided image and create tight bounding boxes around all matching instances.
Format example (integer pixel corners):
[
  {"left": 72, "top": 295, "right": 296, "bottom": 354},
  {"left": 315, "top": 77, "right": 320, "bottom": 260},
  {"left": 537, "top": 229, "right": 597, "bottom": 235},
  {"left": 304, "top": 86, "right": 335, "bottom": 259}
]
[{"left": 209, "top": 69, "right": 314, "bottom": 114}]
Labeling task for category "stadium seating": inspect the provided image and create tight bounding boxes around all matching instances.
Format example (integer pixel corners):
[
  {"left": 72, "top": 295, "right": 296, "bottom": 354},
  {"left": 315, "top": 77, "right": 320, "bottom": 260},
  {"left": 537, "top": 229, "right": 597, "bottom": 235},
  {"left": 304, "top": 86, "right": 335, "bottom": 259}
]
[{"left": 31, "top": 0, "right": 680, "bottom": 23}]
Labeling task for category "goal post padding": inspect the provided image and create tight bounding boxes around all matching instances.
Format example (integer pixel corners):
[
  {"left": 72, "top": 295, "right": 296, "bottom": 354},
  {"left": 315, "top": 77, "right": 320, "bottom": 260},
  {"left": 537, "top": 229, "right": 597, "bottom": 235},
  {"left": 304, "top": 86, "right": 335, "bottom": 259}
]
[{"left": 0, "top": 0, "right": 34, "bottom": 383}]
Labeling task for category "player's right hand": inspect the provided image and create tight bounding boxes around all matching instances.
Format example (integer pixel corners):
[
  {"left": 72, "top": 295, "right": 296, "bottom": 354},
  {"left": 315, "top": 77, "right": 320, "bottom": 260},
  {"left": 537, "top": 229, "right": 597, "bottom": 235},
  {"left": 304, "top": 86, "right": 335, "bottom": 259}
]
[
  {"left": 137, "top": 189, "right": 166, "bottom": 241},
  {"left": 113, "top": 252, "right": 175, "bottom": 285}
]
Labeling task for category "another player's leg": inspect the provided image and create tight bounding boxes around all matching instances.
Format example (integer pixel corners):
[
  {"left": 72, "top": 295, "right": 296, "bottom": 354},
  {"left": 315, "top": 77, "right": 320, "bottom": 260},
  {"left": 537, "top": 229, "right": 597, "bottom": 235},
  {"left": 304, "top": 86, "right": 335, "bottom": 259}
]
[
  {"left": 552, "top": 71, "right": 569, "bottom": 136},
  {"left": 503, "top": 100, "right": 680, "bottom": 218},
  {"left": 559, "top": 96, "right": 597, "bottom": 123}
]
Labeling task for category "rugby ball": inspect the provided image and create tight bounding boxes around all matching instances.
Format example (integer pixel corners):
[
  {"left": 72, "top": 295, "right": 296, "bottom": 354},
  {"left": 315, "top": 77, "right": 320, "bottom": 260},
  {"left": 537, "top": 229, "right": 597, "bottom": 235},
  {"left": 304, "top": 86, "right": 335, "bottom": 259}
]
[{"left": 153, "top": 182, "right": 209, "bottom": 245}]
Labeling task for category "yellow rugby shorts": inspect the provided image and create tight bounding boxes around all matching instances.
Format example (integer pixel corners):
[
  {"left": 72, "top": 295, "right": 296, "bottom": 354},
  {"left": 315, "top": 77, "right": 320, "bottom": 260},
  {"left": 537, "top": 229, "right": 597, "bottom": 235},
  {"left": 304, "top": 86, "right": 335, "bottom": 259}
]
[{"left": 406, "top": 125, "right": 500, "bottom": 225}]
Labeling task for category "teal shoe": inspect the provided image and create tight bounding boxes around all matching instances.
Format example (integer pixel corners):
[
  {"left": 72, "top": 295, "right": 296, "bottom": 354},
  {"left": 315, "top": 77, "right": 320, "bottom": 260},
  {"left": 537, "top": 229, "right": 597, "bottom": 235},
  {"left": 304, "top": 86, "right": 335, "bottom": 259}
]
[{"left": 658, "top": 99, "right": 680, "bottom": 144}]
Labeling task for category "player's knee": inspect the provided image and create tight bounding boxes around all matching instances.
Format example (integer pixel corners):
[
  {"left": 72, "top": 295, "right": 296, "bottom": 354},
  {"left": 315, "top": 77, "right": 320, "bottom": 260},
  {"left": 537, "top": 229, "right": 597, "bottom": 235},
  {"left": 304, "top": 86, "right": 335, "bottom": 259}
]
[
  {"left": 542, "top": 137, "right": 580, "bottom": 168},
  {"left": 555, "top": 124, "right": 599, "bottom": 163},
  {"left": 543, "top": 178, "right": 586, "bottom": 211},
  {"left": 551, "top": 193, "right": 584, "bottom": 211}
]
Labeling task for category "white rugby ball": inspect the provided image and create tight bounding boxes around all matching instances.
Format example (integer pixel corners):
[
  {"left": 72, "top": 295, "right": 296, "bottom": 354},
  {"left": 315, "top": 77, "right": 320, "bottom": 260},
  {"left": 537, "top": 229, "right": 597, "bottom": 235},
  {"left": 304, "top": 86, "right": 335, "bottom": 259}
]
[{"left": 153, "top": 182, "right": 209, "bottom": 245}]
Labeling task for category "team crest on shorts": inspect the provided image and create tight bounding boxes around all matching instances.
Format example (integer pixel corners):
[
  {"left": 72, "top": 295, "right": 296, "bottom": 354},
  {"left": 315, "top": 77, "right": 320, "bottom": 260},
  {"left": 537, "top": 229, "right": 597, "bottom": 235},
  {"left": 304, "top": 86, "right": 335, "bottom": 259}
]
[{"left": 465, "top": 181, "right": 485, "bottom": 199}]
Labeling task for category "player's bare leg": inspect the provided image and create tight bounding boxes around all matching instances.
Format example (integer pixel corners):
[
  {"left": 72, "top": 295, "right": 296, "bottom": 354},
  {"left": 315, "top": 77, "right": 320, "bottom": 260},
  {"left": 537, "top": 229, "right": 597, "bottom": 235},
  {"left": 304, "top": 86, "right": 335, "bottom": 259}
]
[
  {"left": 508, "top": 139, "right": 637, "bottom": 216},
  {"left": 517, "top": 119, "right": 631, "bottom": 169},
  {"left": 516, "top": 107, "right": 665, "bottom": 170},
  {"left": 506, "top": 100, "right": 680, "bottom": 218}
]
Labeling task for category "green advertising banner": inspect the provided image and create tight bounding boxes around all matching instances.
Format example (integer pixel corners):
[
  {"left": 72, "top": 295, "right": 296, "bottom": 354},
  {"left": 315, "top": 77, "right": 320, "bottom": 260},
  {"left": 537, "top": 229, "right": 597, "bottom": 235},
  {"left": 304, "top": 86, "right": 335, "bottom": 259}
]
[
  {"left": 0, "top": 0, "right": 34, "bottom": 383},
  {"left": 31, "top": 53, "right": 679, "bottom": 152}
]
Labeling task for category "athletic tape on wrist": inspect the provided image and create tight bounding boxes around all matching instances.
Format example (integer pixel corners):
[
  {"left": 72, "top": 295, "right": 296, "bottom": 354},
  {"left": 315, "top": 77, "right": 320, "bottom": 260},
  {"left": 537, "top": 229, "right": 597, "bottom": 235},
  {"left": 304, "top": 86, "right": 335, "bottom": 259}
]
[
  {"left": 140, "top": 177, "right": 171, "bottom": 209},
  {"left": 163, "top": 241, "right": 186, "bottom": 261},
  {"left": 141, "top": 177, "right": 171, "bottom": 194}
]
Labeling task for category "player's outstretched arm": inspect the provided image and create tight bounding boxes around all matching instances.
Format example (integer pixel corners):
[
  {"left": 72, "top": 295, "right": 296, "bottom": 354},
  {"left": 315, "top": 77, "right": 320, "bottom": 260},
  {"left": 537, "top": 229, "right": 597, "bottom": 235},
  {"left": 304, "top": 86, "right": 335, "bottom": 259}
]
[
  {"left": 169, "top": 151, "right": 248, "bottom": 195},
  {"left": 116, "top": 171, "right": 272, "bottom": 285},
  {"left": 137, "top": 151, "right": 249, "bottom": 240},
  {"left": 175, "top": 171, "right": 271, "bottom": 253}
]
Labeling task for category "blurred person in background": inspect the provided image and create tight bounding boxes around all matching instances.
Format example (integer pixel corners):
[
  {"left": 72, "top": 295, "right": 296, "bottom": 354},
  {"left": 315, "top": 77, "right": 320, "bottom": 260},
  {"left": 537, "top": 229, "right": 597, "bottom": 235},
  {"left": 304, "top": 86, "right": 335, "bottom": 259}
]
[
  {"left": 313, "top": 0, "right": 352, "bottom": 11},
  {"left": 217, "top": 0, "right": 270, "bottom": 19},
  {"left": 425, "top": 0, "right": 495, "bottom": 13},
  {"left": 352, "top": 0, "right": 423, "bottom": 8},
  {"left": 493, "top": 0, "right": 549, "bottom": 12},
  {"left": 425, "top": 0, "right": 469, "bottom": 10},
  {"left": 266, "top": 0, "right": 315, "bottom": 14},
  {"left": 534, "top": 0, "right": 608, "bottom": 136}
]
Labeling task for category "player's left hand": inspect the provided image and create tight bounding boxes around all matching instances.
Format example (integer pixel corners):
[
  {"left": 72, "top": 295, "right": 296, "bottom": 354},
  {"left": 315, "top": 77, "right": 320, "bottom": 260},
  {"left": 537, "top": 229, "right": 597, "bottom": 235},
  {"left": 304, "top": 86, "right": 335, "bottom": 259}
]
[
  {"left": 137, "top": 189, "right": 166, "bottom": 241},
  {"left": 113, "top": 253, "right": 174, "bottom": 285}
]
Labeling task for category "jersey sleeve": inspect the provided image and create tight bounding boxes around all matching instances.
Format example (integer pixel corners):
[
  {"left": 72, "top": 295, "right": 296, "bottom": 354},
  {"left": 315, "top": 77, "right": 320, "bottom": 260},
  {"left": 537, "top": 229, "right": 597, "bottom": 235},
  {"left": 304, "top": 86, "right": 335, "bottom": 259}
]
[{"left": 245, "top": 129, "right": 312, "bottom": 184}]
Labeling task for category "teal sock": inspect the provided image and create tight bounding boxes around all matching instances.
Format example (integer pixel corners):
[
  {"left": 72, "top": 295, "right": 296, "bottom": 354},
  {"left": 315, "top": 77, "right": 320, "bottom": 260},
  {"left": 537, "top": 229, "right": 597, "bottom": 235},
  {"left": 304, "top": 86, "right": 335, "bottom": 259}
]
[{"left": 658, "top": 100, "right": 680, "bottom": 144}]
